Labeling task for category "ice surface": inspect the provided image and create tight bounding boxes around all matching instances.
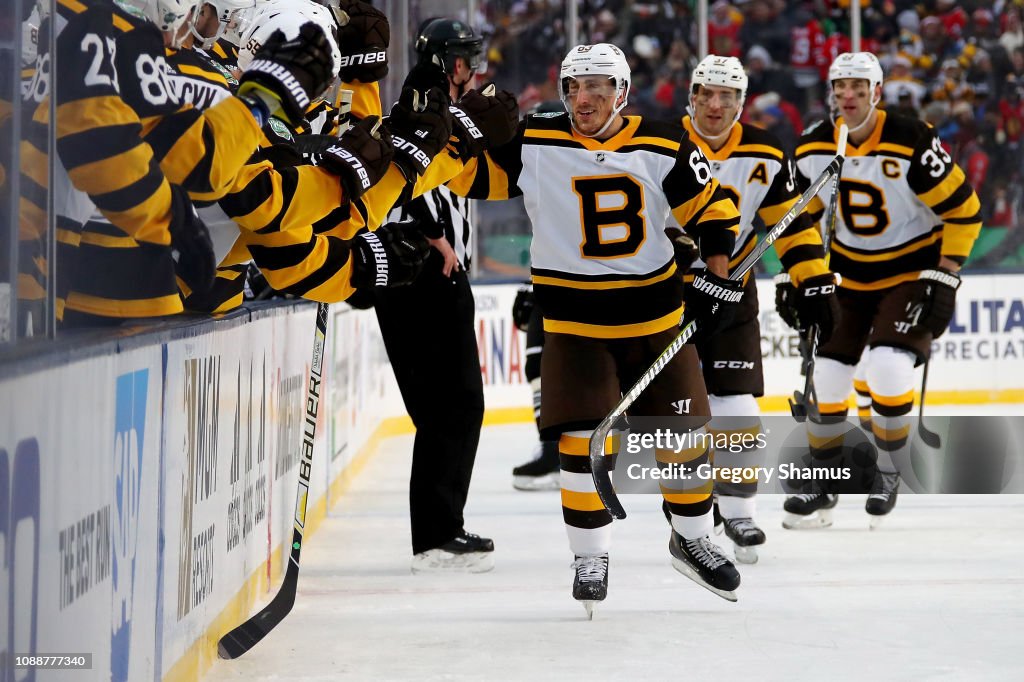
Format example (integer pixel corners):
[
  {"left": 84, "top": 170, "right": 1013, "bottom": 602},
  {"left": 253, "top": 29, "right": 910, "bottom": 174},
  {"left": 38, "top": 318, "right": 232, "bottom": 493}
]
[{"left": 207, "top": 415, "right": 1024, "bottom": 682}]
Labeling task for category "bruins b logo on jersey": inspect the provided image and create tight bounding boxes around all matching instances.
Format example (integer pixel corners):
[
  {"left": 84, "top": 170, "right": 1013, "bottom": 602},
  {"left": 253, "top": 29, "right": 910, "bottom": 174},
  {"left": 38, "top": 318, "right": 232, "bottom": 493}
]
[{"left": 572, "top": 175, "right": 647, "bottom": 258}]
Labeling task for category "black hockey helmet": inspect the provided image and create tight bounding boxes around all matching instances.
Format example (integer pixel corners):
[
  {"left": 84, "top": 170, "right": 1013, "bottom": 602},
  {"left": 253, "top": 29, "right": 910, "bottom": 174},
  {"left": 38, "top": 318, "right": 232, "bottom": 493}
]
[{"left": 415, "top": 18, "right": 484, "bottom": 75}]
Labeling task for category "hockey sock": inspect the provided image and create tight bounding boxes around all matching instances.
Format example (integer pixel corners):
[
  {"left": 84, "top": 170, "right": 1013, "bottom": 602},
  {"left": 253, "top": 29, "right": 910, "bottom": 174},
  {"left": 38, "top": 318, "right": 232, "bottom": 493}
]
[
  {"left": 658, "top": 426, "right": 714, "bottom": 539},
  {"left": 560, "top": 430, "right": 614, "bottom": 556}
]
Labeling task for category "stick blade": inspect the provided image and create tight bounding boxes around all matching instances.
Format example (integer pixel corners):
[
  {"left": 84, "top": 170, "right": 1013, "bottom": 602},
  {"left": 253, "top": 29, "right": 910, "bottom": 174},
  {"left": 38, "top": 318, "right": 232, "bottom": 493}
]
[
  {"left": 217, "top": 574, "right": 297, "bottom": 659},
  {"left": 918, "top": 423, "right": 942, "bottom": 449},
  {"left": 589, "top": 426, "right": 627, "bottom": 520}
]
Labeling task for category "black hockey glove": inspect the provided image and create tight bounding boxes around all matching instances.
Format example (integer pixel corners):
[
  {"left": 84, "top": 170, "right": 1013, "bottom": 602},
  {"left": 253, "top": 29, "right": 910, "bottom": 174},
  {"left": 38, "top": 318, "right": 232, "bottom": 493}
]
[
  {"left": 403, "top": 58, "right": 449, "bottom": 94},
  {"left": 349, "top": 221, "right": 431, "bottom": 289},
  {"left": 682, "top": 269, "right": 745, "bottom": 344},
  {"left": 238, "top": 22, "right": 338, "bottom": 127},
  {"left": 301, "top": 116, "right": 395, "bottom": 200},
  {"left": 665, "top": 227, "right": 699, "bottom": 273},
  {"left": 774, "top": 273, "right": 840, "bottom": 344},
  {"left": 335, "top": 0, "right": 389, "bottom": 83},
  {"left": 449, "top": 86, "right": 520, "bottom": 160},
  {"left": 512, "top": 283, "right": 535, "bottom": 332},
  {"left": 385, "top": 86, "right": 454, "bottom": 180},
  {"left": 914, "top": 267, "right": 961, "bottom": 337},
  {"left": 168, "top": 184, "right": 217, "bottom": 295}
]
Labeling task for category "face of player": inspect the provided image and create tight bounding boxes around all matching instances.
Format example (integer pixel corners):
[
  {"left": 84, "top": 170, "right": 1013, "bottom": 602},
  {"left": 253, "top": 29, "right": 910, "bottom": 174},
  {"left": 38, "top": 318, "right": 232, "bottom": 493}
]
[
  {"left": 566, "top": 75, "right": 621, "bottom": 138},
  {"left": 832, "top": 77, "right": 880, "bottom": 128},
  {"left": 692, "top": 84, "right": 740, "bottom": 139}
]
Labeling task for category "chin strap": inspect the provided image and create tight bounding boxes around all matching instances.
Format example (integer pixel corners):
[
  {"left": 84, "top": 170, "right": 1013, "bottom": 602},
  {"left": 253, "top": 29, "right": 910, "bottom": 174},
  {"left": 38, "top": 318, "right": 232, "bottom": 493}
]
[
  {"left": 685, "top": 93, "right": 744, "bottom": 146},
  {"left": 828, "top": 90, "right": 882, "bottom": 136}
]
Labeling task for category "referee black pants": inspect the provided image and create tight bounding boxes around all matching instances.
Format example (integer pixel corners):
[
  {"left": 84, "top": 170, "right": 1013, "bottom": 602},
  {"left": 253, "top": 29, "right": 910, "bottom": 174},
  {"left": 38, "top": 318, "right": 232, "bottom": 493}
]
[{"left": 374, "top": 258, "right": 485, "bottom": 554}]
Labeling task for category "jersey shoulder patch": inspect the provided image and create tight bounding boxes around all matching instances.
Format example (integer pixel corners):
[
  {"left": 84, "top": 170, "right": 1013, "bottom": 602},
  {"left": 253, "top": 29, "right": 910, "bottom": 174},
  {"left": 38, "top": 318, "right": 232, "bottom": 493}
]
[{"left": 526, "top": 111, "right": 571, "bottom": 131}]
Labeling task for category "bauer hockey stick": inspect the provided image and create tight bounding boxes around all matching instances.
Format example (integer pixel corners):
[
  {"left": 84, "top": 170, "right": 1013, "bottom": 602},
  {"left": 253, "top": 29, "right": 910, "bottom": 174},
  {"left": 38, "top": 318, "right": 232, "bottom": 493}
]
[
  {"left": 790, "top": 124, "right": 849, "bottom": 422},
  {"left": 590, "top": 136, "right": 850, "bottom": 519},
  {"left": 218, "top": 302, "right": 329, "bottom": 659}
]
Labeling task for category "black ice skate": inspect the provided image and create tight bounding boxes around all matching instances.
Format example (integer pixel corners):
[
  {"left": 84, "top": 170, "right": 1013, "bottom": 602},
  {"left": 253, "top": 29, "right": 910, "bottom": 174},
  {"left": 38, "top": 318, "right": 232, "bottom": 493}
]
[
  {"left": 782, "top": 488, "right": 839, "bottom": 530},
  {"left": 411, "top": 530, "right": 495, "bottom": 573},
  {"left": 866, "top": 471, "right": 900, "bottom": 529},
  {"left": 572, "top": 554, "right": 609, "bottom": 620},
  {"left": 669, "top": 531, "right": 740, "bottom": 602},
  {"left": 512, "top": 441, "right": 560, "bottom": 491},
  {"left": 721, "top": 517, "right": 766, "bottom": 565}
]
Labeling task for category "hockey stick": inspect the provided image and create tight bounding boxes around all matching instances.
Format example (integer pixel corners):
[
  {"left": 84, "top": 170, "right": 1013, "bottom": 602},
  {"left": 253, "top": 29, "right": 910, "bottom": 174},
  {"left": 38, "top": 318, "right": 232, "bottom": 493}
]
[
  {"left": 790, "top": 124, "right": 849, "bottom": 422},
  {"left": 590, "top": 136, "right": 849, "bottom": 519},
  {"left": 917, "top": 357, "right": 941, "bottom": 448},
  {"left": 218, "top": 302, "right": 329, "bottom": 659}
]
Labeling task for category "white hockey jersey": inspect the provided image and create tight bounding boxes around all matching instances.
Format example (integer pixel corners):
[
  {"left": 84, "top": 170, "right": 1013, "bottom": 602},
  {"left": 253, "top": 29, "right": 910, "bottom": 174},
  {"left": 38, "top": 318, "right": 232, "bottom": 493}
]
[
  {"left": 795, "top": 110, "right": 982, "bottom": 290},
  {"left": 449, "top": 113, "right": 740, "bottom": 338}
]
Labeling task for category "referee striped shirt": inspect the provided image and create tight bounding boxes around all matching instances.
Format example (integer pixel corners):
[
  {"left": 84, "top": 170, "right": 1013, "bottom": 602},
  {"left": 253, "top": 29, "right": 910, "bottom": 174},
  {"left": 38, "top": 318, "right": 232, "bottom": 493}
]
[{"left": 395, "top": 186, "right": 473, "bottom": 271}]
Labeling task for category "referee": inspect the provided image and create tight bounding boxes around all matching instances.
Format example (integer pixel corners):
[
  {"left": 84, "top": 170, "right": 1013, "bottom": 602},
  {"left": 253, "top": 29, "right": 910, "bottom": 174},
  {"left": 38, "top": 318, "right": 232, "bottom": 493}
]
[{"left": 375, "top": 18, "right": 493, "bottom": 572}]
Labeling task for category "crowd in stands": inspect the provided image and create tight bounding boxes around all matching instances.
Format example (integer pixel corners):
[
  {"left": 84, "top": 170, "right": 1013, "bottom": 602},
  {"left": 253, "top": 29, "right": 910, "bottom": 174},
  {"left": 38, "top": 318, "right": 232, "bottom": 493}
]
[{"left": 480, "top": 0, "right": 1024, "bottom": 236}]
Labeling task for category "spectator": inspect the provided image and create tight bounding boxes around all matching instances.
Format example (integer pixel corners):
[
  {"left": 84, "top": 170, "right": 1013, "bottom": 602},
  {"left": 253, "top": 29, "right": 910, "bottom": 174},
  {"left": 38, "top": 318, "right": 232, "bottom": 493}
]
[
  {"left": 1000, "top": 7, "right": 1024, "bottom": 55},
  {"left": 884, "top": 55, "right": 927, "bottom": 110},
  {"left": 745, "top": 44, "right": 794, "bottom": 100},
  {"left": 739, "top": 0, "right": 791, "bottom": 65},
  {"left": 708, "top": 0, "right": 744, "bottom": 58}
]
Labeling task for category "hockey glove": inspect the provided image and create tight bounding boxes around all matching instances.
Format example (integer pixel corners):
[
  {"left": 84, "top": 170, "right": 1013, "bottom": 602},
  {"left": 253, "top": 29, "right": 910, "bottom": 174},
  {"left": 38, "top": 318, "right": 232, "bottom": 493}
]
[
  {"left": 386, "top": 86, "right": 454, "bottom": 180},
  {"left": 403, "top": 58, "right": 449, "bottom": 95},
  {"left": 665, "top": 227, "right": 700, "bottom": 273},
  {"left": 682, "top": 269, "right": 745, "bottom": 344},
  {"left": 449, "top": 86, "right": 520, "bottom": 160},
  {"left": 350, "top": 221, "right": 431, "bottom": 289},
  {"left": 774, "top": 273, "right": 840, "bottom": 344},
  {"left": 335, "top": 0, "right": 389, "bottom": 83},
  {"left": 512, "top": 283, "right": 535, "bottom": 332},
  {"left": 237, "top": 22, "right": 338, "bottom": 128},
  {"left": 302, "top": 116, "right": 395, "bottom": 200},
  {"left": 914, "top": 267, "right": 961, "bottom": 337},
  {"left": 168, "top": 184, "right": 217, "bottom": 295}
]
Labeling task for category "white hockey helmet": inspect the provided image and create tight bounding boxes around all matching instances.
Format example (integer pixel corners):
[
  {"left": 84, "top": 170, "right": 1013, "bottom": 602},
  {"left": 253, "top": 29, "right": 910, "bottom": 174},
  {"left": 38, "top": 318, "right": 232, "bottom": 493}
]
[
  {"left": 190, "top": 0, "right": 256, "bottom": 50},
  {"left": 558, "top": 43, "right": 631, "bottom": 136},
  {"left": 237, "top": 0, "right": 340, "bottom": 76},
  {"left": 119, "top": 0, "right": 202, "bottom": 45},
  {"left": 691, "top": 54, "right": 748, "bottom": 104},
  {"left": 828, "top": 51, "right": 884, "bottom": 92}
]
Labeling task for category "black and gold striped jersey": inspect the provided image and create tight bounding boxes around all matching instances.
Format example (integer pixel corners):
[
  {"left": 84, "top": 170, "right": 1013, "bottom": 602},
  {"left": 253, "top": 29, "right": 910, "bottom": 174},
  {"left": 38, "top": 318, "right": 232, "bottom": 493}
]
[
  {"left": 682, "top": 117, "right": 828, "bottom": 286},
  {"left": 447, "top": 113, "right": 740, "bottom": 339},
  {"left": 205, "top": 37, "right": 240, "bottom": 71},
  {"left": 55, "top": 0, "right": 261, "bottom": 239},
  {"left": 795, "top": 110, "right": 982, "bottom": 291}
]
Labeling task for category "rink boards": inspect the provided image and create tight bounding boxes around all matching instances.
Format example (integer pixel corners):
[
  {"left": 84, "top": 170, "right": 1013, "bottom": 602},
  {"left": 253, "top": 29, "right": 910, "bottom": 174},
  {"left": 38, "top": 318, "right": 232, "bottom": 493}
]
[{"left": 1, "top": 274, "right": 1021, "bottom": 680}]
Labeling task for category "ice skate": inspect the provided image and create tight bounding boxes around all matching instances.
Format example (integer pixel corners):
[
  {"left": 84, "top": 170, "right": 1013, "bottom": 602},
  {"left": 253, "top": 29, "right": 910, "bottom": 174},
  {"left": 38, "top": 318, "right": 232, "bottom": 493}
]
[
  {"left": 669, "top": 531, "right": 740, "bottom": 602},
  {"left": 512, "top": 441, "right": 560, "bottom": 491},
  {"left": 572, "top": 554, "right": 609, "bottom": 619},
  {"left": 411, "top": 531, "right": 495, "bottom": 573},
  {"left": 866, "top": 471, "right": 900, "bottom": 529},
  {"left": 782, "top": 489, "right": 838, "bottom": 529},
  {"left": 721, "top": 517, "right": 765, "bottom": 564}
]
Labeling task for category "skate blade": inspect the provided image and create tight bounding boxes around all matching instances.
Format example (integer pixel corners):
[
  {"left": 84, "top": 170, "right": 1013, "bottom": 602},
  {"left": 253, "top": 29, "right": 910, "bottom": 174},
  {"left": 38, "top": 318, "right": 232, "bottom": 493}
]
[
  {"left": 782, "top": 509, "right": 833, "bottom": 530},
  {"left": 582, "top": 601, "right": 597, "bottom": 620},
  {"left": 868, "top": 514, "right": 888, "bottom": 530},
  {"left": 512, "top": 474, "right": 560, "bottom": 491},
  {"left": 733, "top": 545, "right": 758, "bottom": 565},
  {"left": 670, "top": 558, "right": 738, "bottom": 603}
]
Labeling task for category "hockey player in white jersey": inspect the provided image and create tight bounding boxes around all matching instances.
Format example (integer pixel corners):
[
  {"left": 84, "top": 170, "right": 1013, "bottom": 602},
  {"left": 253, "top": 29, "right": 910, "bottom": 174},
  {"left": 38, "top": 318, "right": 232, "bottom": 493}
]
[
  {"left": 448, "top": 43, "right": 747, "bottom": 615},
  {"left": 676, "top": 55, "right": 837, "bottom": 561},
  {"left": 781, "top": 52, "right": 982, "bottom": 528}
]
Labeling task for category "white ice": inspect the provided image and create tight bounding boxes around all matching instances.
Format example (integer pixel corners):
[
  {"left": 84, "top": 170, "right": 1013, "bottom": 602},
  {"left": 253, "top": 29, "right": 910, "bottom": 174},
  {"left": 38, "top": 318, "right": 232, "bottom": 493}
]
[{"left": 207, "top": 412, "right": 1024, "bottom": 682}]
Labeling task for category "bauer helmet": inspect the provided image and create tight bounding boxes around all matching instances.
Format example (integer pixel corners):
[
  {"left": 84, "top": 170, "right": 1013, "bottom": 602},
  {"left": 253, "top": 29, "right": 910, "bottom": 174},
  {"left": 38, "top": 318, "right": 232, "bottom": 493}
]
[
  {"left": 415, "top": 18, "right": 485, "bottom": 75},
  {"left": 828, "top": 51, "right": 884, "bottom": 93},
  {"left": 119, "top": 0, "right": 202, "bottom": 46}
]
